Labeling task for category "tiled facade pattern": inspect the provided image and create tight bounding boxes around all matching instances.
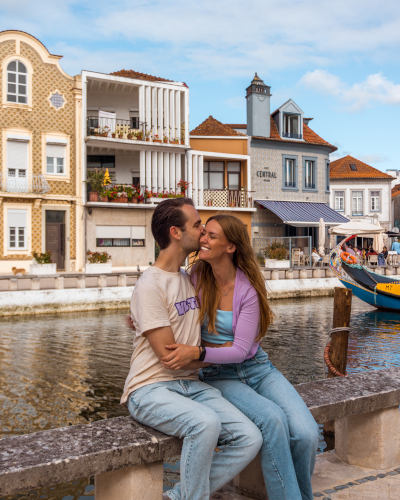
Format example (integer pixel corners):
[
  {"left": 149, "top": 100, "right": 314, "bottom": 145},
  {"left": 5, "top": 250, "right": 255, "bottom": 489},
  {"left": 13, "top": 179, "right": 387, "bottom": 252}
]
[{"left": 0, "top": 36, "right": 78, "bottom": 262}]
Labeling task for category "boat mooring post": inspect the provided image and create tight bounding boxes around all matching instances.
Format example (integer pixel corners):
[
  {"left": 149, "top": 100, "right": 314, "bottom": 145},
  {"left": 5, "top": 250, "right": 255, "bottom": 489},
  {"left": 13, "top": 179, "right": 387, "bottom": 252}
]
[{"left": 323, "top": 287, "right": 352, "bottom": 436}]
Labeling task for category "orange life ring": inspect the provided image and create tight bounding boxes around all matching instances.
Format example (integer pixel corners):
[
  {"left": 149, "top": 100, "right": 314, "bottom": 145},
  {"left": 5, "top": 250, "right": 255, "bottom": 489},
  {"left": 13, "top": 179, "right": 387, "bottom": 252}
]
[{"left": 340, "top": 251, "right": 357, "bottom": 264}]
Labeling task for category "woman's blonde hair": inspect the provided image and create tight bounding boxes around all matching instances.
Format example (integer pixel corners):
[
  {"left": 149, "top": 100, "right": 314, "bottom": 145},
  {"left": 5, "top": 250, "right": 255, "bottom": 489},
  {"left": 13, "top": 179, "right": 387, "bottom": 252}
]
[{"left": 191, "top": 214, "right": 272, "bottom": 342}]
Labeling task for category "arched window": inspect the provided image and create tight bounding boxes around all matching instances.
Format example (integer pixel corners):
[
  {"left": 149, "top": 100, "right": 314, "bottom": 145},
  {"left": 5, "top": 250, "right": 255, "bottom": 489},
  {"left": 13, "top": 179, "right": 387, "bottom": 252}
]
[{"left": 7, "top": 60, "right": 27, "bottom": 104}]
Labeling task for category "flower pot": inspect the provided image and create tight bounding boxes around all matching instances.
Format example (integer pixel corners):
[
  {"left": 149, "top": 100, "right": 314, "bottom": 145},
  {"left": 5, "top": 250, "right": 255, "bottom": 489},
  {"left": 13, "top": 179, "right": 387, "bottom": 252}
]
[
  {"left": 100, "top": 196, "right": 108, "bottom": 202},
  {"left": 163, "top": 139, "right": 168, "bottom": 143},
  {"left": 111, "top": 134, "right": 116, "bottom": 138},
  {"left": 265, "top": 259, "right": 290, "bottom": 269},
  {"left": 118, "top": 134, "right": 123, "bottom": 139},
  {"left": 29, "top": 262, "right": 57, "bottom": 275},
  {"left": 229, "top": 203, "right": 236, "bottom": 208},
  {"left": 172, "top": 141, "right": 179, "bottom": 145},
  {"left": 154, "top": 139, "right": 162, "bottom": 143},
  {"left": 180, "top": 140, "right": 185, "bottom": 145},
  {"left": 146, "top": 138, "right": 150, "bottom": 142},
  {"left": 102, "top": 133, "right": 108, "bottom": 137},
  {"left": 88, "top": 191, "right": 99, "bottom": 202},
  {"left": 85, "top": 262, "right": 112, "bottom": 274},
  {"left": 117, "top": 196, "right": 128, "bottom": 203},
  {"left": 131, "top": 198, "right": 138, "bottom": 204},
  {"left": 206, "top": 200, "right": 213, "bottom": 207},
  {"left": 110, "top": 198, "right": 117, "bottom": 202},
  {"left": 127, "top": 134, "right": 133, "bottom": 140}
]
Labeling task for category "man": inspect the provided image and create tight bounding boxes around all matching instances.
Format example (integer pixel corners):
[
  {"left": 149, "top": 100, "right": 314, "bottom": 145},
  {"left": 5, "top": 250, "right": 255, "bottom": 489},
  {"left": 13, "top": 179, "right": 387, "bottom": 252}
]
[
  {"left": 391, "top": 238, "right": 400, "bottom": 254},
  {"left": 121, "top": 198, "right": 262, "bottom": 500}
]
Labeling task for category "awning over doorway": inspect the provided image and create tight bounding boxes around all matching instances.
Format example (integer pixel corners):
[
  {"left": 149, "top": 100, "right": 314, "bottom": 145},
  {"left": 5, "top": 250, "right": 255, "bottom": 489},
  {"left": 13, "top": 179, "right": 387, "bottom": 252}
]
[{"left": 255, "top": 200, "right": 349, "bottom": 227}]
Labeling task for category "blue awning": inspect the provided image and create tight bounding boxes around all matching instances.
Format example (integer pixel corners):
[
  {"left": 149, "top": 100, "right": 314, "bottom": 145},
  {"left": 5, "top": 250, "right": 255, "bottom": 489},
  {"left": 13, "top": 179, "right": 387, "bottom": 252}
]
[{"left": 255, "top": 200, "right": 349, "bottom": 227}]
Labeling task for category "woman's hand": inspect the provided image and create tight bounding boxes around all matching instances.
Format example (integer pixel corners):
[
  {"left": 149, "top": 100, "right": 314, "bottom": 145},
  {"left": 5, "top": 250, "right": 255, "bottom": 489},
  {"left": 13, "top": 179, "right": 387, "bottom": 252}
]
[{"left": 161, "top": 344, "right": 200, "bottom": 370}]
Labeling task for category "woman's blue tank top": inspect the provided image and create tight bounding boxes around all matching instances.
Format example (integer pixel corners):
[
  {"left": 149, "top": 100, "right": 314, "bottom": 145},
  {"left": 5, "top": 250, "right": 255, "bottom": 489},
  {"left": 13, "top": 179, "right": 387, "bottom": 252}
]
[{"left": 201, "top": 310, "right": 234, "bottom": 344}]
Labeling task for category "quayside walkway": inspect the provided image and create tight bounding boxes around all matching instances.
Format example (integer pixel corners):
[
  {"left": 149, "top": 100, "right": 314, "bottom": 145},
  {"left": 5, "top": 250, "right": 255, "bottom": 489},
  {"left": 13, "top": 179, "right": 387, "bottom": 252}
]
[{"left": 1, "top": 368, "right": 399, "bottom": 499}]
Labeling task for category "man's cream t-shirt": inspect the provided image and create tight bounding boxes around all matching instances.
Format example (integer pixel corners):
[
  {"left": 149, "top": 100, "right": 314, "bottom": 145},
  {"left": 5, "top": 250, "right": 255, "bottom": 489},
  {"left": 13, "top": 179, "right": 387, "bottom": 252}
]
[{"left": 121, "top": 266, "right": 201, "bottom": 404}]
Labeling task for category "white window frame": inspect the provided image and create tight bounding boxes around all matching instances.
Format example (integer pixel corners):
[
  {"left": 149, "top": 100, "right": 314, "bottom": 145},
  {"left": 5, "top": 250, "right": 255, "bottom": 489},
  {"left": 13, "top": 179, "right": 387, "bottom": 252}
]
[
  {"left": 334, "top": 191, "right": 345, "bottom": 212},
  {"left": 46, "top": 144, "right": 66, "bottom": 176},
  {"left": 352, "top": 190, "right": 363, "bottom": 216},
  {"left": 7, "top": 209, "right": 28, "bottom": 251},
  {"left": 42, "top": 134, "right": 70, "bottom": 181},
  {"left": 370, "top": 190, "right": 381, "bottom": 212},
  {"left": 285, "top": 159, "right": 295, "bottom": 185},
  {"left": 6, "top": 60, "right": 28, "bottom": 105}
]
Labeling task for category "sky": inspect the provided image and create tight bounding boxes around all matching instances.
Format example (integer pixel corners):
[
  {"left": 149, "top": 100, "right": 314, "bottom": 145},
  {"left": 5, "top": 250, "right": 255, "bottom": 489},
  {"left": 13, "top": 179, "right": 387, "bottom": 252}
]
[{"left": 1, "top": 0, "right": 400, "bottom": 171}]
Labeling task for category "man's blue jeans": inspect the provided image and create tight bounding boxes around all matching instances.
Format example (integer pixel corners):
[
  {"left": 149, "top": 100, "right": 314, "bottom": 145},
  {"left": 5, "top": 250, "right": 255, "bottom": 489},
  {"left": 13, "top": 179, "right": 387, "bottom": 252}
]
[
  {"left": 202, "top": 347, "right": 319, "bottom": 500},
  {"left": 127, "top": 379, "right": 262, "bottom": 500}
]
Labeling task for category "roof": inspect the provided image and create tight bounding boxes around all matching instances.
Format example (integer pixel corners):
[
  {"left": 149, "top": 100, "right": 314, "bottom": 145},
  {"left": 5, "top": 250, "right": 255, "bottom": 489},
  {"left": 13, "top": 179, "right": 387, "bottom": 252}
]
[
  {"left": 190, "top": 116, "right": 246, "bottom": 136},
  {"left": 252, "top": 117, "right": 337, "bottom": 152},
  {"left": 330, "top": 156, "right": 393, "bottom": 179},
  {"left": 110, "top": 69, "right": 173, "bottom": 83},
  {"left": 225, "top": 124, "right": 247, "bottom": 129},
  {"left": 256, "top": 200, "right": 349, "bottom": 226},
  {"left": 392, "top": 185, "right": 400, "bottom": 198}
]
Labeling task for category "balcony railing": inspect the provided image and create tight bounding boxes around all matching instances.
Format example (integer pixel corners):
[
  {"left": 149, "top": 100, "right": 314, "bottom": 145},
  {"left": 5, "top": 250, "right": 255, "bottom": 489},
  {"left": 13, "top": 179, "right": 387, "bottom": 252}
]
[
  {"left": 200, "top": 188, "right": 254, "bottom": 209},
  {"left": 304, "top": 182, "right": 315, "bottom": 189},
  {"left": 0, "top": 173, "right": 50, "bottom": 194},
  {"left": 352, "top": 211, "right": 363, "bottom": 217},
  {"left": 86, "top": 116, "right": 184, "bottom": 144},
  {"left": 284, "top": 181, "right": 296, "bottom": 188},
  {"left": 282, "top": 132, "right": 302, "bottom": 139}
]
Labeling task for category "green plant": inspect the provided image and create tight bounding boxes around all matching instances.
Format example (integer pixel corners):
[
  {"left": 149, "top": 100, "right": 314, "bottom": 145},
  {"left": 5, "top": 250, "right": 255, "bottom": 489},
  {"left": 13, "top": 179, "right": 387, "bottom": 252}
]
[
  {"left": 256, "top": 253, "right": 265, "bottom": 266},
  {"left": 86, "top": 250, "right": 112, "bottom": 263},
  {"left": 86, "top": 168, "right": 105, "bottom": 193},
  {"left": 264, "top": 240, "right": 287, "bottom": 260},
  {"left": 33, "top": 251, "right": 52, "bottom": 264}
]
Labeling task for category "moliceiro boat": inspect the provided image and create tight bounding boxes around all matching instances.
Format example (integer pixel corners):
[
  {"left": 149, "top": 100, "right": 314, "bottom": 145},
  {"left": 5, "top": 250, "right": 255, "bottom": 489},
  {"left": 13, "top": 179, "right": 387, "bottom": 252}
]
[{"left": 329, "top": 220, "right": 400, "bottom": 311}]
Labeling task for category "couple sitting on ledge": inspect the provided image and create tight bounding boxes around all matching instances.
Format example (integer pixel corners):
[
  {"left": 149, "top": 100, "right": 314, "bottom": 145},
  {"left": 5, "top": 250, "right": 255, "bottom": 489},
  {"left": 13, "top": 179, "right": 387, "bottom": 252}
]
[{"left": 121, "top": 198, "right": 319, "bottom": 500}]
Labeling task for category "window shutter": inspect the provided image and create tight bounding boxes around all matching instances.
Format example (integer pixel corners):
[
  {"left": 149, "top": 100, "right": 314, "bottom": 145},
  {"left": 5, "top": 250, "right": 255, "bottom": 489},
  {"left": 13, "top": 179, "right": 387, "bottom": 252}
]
[
  {"left": 96, "top": 226, "right": 131, "bottom": 239},
  {"left": 7, "top": 141, "right": 28, "bottom": 170},
  {"left": 8, "top": 209, "right": 27, "bottom": 227},
  {"left": 131, "top": 226, "right": 146, "bottom": 239},
  {"left": 46, "top": 144, "right": 65, "bottom": 158}
]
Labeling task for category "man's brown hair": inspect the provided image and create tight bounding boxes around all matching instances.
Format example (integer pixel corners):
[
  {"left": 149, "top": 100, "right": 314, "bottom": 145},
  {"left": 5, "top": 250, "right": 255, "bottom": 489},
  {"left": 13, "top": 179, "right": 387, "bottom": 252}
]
[{"left": 151, "top": 198, "right": 194, "bottom": 250}]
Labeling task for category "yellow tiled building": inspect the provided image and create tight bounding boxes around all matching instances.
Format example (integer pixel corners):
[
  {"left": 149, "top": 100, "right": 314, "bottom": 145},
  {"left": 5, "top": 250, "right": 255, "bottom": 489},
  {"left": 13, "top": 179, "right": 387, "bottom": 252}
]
[{"left": 0, "top": 30, "right": 83, "bottom": 273}]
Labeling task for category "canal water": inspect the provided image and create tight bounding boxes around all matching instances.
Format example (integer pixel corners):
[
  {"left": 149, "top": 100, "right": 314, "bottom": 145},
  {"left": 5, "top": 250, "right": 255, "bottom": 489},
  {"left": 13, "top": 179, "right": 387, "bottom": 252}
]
[{"left": 1, "top": 296, "right": 400, "bottom": 500}]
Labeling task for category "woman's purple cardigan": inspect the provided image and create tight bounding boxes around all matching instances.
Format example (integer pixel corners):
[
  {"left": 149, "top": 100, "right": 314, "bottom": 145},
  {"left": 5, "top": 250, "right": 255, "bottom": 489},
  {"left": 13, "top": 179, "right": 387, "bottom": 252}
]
[{"left": 191, "top": 267, "right": 261, "bottom": 364}]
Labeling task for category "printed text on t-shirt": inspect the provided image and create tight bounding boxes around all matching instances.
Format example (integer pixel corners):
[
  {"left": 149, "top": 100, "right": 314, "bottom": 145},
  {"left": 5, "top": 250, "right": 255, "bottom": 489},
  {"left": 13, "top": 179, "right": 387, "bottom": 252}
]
[{"left": 175, "top": 297, "right": 199, "bottom": 316}]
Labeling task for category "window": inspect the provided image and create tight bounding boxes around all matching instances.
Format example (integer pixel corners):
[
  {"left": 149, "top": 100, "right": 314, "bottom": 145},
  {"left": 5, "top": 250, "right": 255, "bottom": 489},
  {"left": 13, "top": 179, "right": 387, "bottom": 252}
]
[
  {"left": 350, "top": 164, "right": 357, "bottom": 171},
  {"left": 95, "top": 225, "right": 145, "bottom": 247},
  {"left": 371, "top": 191, "right": 380, "bottom": 212},
  {"left": 352, "top": 191, "right": 363, "bottom": 216},
  {"left": 8, "top": 209, "right": 27, "bottom": 250},
  {"left": 46, "top": 144, "right": 66, "bottom": 175},
  {"left": 334, "top": 191, "right": 345, "bottom": 211},
  {"left": 7, "top": 140, "right": 28, "bottom": 192},
  {"left": 326, "top": 161, "right": 330, "bottom": 192},
  {"left": 283, "top": 114, "right": 301, "bottom": 139},
  {"left": 7, "top": 61, "right": 27, "bottom": 104},
  {"left": 87, "top": 155, "right": 115, "bottom": 169},
  {"left": 203, "top": 161, "right": 224, "bottom": 190},
  {"left": 227, "top": 162, "right": 241, "bottom": 190},
  {"left": 304, "top": 160, "right": 315, "bottom": 189},
  {"left": 285, "top": 159, "right": 296, "bottom": 187}
]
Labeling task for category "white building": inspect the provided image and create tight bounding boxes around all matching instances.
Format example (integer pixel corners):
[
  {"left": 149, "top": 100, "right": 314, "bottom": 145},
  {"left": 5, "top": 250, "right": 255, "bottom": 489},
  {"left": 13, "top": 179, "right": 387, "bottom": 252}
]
[{"left": 330, "top": 155, "right": 394, "bottom": 246}]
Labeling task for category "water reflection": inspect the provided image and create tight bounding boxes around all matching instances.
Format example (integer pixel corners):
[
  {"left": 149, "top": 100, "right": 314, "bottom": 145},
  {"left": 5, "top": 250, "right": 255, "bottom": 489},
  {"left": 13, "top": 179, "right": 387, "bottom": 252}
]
[{"left": 1, "top": 296, "right": 400, "bottom": 499}]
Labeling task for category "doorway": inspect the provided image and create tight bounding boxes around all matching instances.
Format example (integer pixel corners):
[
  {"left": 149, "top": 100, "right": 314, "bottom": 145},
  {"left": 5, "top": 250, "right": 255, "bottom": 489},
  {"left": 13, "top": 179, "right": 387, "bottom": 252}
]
[{"left": 46, "top": 211, "right": 65, "bottom": 270}]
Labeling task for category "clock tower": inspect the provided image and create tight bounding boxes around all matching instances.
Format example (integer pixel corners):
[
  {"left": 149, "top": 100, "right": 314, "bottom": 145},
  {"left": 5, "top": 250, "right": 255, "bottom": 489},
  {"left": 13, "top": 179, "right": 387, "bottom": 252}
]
[{"left": 246, "top": 73, "right": 271, "bottom": 138}]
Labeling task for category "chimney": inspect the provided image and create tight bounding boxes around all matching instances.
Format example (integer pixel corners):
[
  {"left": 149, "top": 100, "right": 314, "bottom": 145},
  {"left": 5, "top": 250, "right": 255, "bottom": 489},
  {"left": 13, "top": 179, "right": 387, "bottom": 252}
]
[
  {"left": 303, "top": 117, "right": 313, "bottom": 126},
  {"left": 246, "top": 73, "right": 271, "bottom": 137}
]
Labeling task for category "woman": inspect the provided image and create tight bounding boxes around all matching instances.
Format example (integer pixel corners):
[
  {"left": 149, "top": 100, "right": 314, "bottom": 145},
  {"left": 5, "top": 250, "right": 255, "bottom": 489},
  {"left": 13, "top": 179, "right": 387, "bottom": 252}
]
[
  {"left": 311, "top": 247, "right": 322, "bottom": 265},
  {"left": 161, "top": 215, "right": 319, "bottom": 500}
]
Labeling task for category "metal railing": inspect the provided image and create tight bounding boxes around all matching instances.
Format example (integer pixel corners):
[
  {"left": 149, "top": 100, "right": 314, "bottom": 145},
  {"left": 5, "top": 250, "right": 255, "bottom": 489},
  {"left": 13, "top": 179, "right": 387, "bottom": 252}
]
[
  {"left": 305, "top": 182, "right": 315, "bottom": 189},
  {"left": 0, "top": 173, "right": 50, "bottom": 194},
  {"left": 282, "top": 132, "right": 302, "bottom": 139},
  {"left": 284, "top": 181, "right": 296, "bottom": 188},
  {"left": 352, "top": 211, "right": 363, "bottom": 216},
  {"left": 200, "top": 188, "right": 254, "bottom": 208}
]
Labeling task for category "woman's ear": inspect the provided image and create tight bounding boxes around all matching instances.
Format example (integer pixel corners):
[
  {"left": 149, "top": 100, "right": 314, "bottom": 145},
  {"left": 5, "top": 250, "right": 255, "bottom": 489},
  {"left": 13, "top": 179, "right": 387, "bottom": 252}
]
[{"left": 227, "top": 243, "right": 237, "bottom": 254}]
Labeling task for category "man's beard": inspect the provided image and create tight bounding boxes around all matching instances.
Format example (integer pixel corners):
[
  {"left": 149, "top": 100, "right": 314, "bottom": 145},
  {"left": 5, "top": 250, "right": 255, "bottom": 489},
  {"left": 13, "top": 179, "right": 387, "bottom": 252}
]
[{"left": 182, "top": 233, "right": 201, "bottom": 255}]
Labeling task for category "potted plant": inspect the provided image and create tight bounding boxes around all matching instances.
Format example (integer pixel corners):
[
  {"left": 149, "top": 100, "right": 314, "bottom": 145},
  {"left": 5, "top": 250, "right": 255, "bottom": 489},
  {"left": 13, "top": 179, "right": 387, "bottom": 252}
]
[
  {"left": 116, "top": 191, "right": 128, "bottom": 203},
  {"left": 145, "top": 130, "right": 151, "bottom": 142},
  {"left": 111, "top": 132, "right": 116, "bottom": 138},
  {"left": 163, "top": 135, "right": 169, "bottom": 143},
  {"left": 177, "top": 179, "right": 190, "bottom": 196},
  {"left": 30, "top": 251, "right": 57, "bottom": 275},
  {"left": 264, "top": 240, "right": 290, "bottom": 268},
  {"left": 135, "top": 131, "right": 144, "bottom": 141},
  {"left": 127, "top": 132, "right": 133, "bottom": 140},
  {"left": 171, "top": 137, "right": 179, "bottom": 144},
  {"left": 107, "top": 186, "right": 119, "bottom": 202},
  {"left": 99, "top": 126, "right": 110, "bottom": 137},
  {"left": 85, "top": 250, "right": 112, "bottom": 274},
  {"left": 86, "top": 168, "right": 105, "bottom": 202},
  {"left": 153, "top": 134, "right": 162, "bottom": 143}
]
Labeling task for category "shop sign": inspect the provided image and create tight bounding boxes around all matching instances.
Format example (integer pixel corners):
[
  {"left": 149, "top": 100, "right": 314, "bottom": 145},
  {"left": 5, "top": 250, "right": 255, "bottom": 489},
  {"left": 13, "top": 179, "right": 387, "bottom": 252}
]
[{"left": 256, "top": 169, "right": 277, "bottom": 182}]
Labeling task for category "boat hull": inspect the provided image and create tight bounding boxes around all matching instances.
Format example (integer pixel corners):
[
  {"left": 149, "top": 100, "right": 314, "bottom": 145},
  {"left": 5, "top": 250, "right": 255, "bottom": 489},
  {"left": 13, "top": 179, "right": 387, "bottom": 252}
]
[{"left": 340, "top": 279, "right": 400, "bottom": 311}]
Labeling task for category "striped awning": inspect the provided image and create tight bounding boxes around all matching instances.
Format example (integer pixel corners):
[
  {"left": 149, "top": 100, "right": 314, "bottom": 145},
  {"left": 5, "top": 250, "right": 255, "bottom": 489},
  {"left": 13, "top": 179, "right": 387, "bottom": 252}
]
[{"left": 256, "top": 200, "right": 349, "bottom": 227}]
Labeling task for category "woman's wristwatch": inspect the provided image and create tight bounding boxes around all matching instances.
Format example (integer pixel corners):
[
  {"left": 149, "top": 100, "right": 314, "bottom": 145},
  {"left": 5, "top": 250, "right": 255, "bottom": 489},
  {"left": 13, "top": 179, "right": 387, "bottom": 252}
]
[{"left": 198, "top": 346, "right": 207, "bottom": 362}]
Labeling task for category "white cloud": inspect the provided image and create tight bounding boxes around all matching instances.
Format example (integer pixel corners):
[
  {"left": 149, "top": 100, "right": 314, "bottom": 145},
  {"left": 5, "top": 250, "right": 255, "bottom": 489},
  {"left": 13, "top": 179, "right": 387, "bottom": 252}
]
[
  {"left": 359, "top": 154, "right": 390, "bottom": 164},
  {"left": 300, "top": 70, "right": 400, "bottom": 112}
]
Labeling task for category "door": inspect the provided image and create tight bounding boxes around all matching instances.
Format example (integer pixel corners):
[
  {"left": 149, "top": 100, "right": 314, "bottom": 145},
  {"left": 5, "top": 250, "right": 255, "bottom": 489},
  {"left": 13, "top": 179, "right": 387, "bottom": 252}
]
[{"left": 45, "top": 211, "right": 65, "bottom": 270}]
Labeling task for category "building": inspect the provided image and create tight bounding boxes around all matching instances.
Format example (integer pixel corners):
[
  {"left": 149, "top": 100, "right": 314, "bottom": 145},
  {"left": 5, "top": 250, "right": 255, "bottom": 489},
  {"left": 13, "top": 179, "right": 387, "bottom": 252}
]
[
  {"left": 0, "top": 30, "right": 82, "bottom": 273},
  {"left": 330, "top": 155, "right": 393, "bottom": 247},
  {"left": 189, "top": 115, "right": 254, "bottom": 234},
  {"left": 225, "top": 74, "right": 347, "bottom": 256}
]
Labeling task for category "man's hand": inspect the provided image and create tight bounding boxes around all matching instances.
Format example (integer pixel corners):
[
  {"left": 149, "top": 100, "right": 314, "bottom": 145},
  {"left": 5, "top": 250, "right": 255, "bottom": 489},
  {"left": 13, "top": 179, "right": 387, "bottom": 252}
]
[
  {"left": 161, "top": 344, "right": 200, "bottom": 370},
  {"left": 125, "top": 315, "right": 135, "bottom": 330}
]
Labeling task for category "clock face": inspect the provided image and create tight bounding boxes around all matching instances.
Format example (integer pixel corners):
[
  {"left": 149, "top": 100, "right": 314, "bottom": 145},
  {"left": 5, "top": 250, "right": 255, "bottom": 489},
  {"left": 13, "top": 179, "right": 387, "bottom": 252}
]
[{"left": 258, "top": 96, "right": 264, "bottom": 101}]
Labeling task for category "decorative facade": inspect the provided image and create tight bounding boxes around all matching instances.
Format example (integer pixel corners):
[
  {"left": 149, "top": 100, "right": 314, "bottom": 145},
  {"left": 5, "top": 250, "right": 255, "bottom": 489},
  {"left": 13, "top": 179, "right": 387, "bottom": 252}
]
[{"left": 0, "top": 30, "right": 82, "bottom": 273}]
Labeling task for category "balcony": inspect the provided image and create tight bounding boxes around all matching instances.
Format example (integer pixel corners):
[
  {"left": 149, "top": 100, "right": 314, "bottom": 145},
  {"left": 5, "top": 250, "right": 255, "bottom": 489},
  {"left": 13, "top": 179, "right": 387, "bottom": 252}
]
[
  {"left": 352, "top": 211, "right": 363, "bottom": 217},
  {"left": 282, "top": 132, "right": 302, "bottom": 139},
  {"left": 199, "top": 188, "right": 254, "bottom": 209},
  {"left": 0, "top": 173, "right": 50, "bottom": 194}
]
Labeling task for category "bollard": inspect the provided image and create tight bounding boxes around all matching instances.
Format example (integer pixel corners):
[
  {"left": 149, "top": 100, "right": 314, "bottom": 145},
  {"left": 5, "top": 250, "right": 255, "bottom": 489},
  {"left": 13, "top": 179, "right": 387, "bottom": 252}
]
[
  {"left": 76, "top": 276, "right": 86, "bottom": 289},
  {"left": 285, "top": 270, "right": 294, "bottom": 280},
  {"left": 271, "top": 270, "right": 279, "bottom": 280},
  {"left": 385, "top": 267, "right": 394, "bottom": 276},
  {"left": 117, "top": 274, "right": 127, "bottom": 287},
  {"left": 326, "top": 267, "right": 335, "bottom": 278},
  {"left": 299, "top": 269, "right": 307, "bottom": 279},
  {"left": 31, "top": 278, "right": 40, "bottom": 291},
  {"left": 98, "top": 275, "right": 107, "bottom": 288},
  {"left": 55, "top": 277, "right": 64, "bottom": 290},
  {"left": 9, "top": 279, "right": 18, "bottom": 291},
  {"left": 312, "top": 269, "right": 321, "bottom": 278}
]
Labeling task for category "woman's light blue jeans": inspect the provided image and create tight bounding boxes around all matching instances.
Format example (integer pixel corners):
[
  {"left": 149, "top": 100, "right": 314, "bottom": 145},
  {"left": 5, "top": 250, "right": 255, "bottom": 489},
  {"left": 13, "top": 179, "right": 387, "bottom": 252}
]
[
  {"left": 201, "top": 347, "right": 319, "bottom": 500},
  {"left": 127, "top": 379, "right": 262, "bottom": 500}
]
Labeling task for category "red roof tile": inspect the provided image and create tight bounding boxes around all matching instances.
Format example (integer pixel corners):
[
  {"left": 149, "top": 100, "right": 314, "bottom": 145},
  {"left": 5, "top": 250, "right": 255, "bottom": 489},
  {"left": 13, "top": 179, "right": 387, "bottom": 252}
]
[
  {"left": 190, "top": 116, "right": 246, "bottom": 136},
  {"left": 110, "top": 69, "right": 173, "bottom": 83},
  {"left": 392, "top": 185, "right": 400, "bottom": 197},
  {"left": 392, "top": 190, "right": 400, "bottom": 198},
  {"left": 330, "top": 155, "right": 393, "bottom": 179},
  {"left": 225, "top": 124, "right": 247, "bottom": 129}
]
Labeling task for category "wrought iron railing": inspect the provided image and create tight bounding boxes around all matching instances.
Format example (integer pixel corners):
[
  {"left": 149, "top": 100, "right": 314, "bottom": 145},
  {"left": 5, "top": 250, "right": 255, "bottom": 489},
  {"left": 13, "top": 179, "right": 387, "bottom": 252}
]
[
  {"left": 284, "top": 181, "right": 296, "bottom": 188},
  {"left": 199, "top": 188, "right": 254, "bottom": 208},
  {"left": 352, "top": 211, "right": 363, "bottom": 216},
  {"left": 282, "top": 132, "right": 302, "bottom": 139},
  {"left": 0, "top": 173, "right": 50, "bottom": 194},
  {"left": 304, "top": 182, "right": 315, "bottom": 189}
]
